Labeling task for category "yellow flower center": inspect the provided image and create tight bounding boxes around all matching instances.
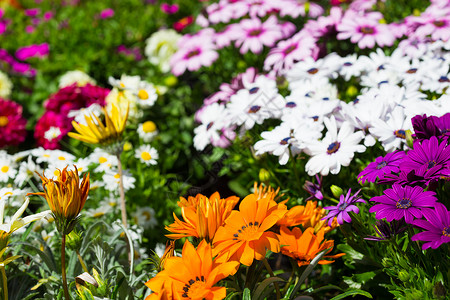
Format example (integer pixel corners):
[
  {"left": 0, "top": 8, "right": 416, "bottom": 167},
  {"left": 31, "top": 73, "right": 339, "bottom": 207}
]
[
  {"left": 43, "top": 154, "right": 50, "bottom": 158},
  {"left": 142, "top": 211, "right": 151, "bottom": 221},
  {"left": 99, "top": 157, "right": 108, "bottom": 164},
  {"left": 4, "top": 192, "right": 12, "bottom": 196},
  {"left": 141, "top": 152, "right": 152, "bottom": 161},
  {"left": 119, "top": 82, "right": 125, "bottom": 88},
  {"left": 0, "top": 116, "right": 8, "bottom": 127},
  {"left": 114, "top": 174, "right": 120, "bottom": 179},
  {"left": 1, "top": 166, "right": 9, "bottom": 173},
  {"left": 142, "top": 121, "right": 156, "bottom": 133},
  {"left": 138, "top": 89, "right": 149, "bottom": 100},
  {"left": 54, "top": 170, "right": 61, "bottom": 177},
  {"left": 58, "top": 156, "right": 66, "bottom": 160},
  {"left": 93, "top": 212, "right": 105, "bottom": 218},
  {"left": 183, "top": 277, "right": 208, "bottom": 299}
]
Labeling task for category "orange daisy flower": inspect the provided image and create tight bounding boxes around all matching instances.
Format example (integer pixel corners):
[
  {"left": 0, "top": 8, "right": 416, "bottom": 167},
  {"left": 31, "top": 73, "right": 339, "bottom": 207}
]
[
  {"left": 145, "top": 240, "right": 239, "bottom": 300},
  {"left": 166, "top": 192, "right": 239, "bottom": 243},
  {"left": 213, "top": 193, "right": 287, "bottom": 266},
  {"left": 277, "top": 226, "right": 344, "bottom": 267},
  {"left": 277, "top": 201, "right": 338, "bottom": 233}
]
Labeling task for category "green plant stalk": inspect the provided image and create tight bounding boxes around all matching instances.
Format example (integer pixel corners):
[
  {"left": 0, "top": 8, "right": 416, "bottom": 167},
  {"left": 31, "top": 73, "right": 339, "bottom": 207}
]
[
  {"left": 116, "top": 153, "right": 132, "bottom": 264},
  {"left": 76, "top": 250, "right": 89, "bottom": 274},
  {"left": 62, "top": 234, "right": 70, "bottom": 300},
  {"left": 263, "top": 258, "right": 281, "bottom": 300},
  {"left": 1, "top": 265, "right": 7, "bottom": 300}
]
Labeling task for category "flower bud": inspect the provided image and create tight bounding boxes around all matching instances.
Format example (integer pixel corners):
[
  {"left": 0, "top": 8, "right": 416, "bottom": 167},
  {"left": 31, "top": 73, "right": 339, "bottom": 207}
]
[
  {"left": 330, "top": 185, "right": 343, "bottom": 198},
  {"left": 164, "top": 75, "right": 178, "bottom": 87},
  {"left": 259, "top": 169, "right": 270, "bottom": 183},
  {"left": 397, "top": 270, "right": 410, "bottom": 282},
  {"left": 66, "top": 229, "right": 83, "bottom": 251}
]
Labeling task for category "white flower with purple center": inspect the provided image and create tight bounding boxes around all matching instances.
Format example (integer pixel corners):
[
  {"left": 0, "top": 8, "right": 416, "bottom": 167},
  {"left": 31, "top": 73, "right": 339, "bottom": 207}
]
[
  {"left": 193, "top": 103, "right": 228, "bottom": 151},
  {"left": 304, "top": 116, "right": 365, "bottom": 176}
]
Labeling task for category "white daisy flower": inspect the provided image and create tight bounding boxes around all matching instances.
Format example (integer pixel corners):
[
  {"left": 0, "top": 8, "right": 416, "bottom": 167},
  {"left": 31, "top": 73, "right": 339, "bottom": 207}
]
[
  {"left": 103, "top": 170, "right": 136, "bottom": 192},
  {"left": 369, "top": 106, "right": 412, "bottom": 152},
  {"left": 304, "top": 116, "right": 365, "bottom": 176},
  {"left": 138, "top": 121, "right": 159, "bottom": 143},
  {"left": 193, "top": 103, "right": 228, "bottom": 151},
  {"left": 135, "top": 145, "right": 158, "bottom": 166},
  {"left": 86, "top": 205, "right": 112, "bottom": 219},
  {"left": 133, "top": 206, "right": 158, "bottom": 229},
  {"left": 68, "top": 104, "right": 102, "bottom": 126},
  {"left": 145, "top": 29, "right": 181, "bottom": 73},
  {"left": 14, "top": 156, "right": 41, "bottom": 187},
  {"left": 0, "top": 155, "right": 16, "bottom": 183},
  {"left": 58, "top": 70, "right": 96, "bottom": 88},
  {"left": 134, "top": 81, "right": 158, "bottom": 108},
  {"left": 108, "top": 74, "right": 141, "bottom": 91},
  {"left": 89, "top": 149, "right": 118, "bottom": 173},
  {"left": 254, "top": 123, "right": 298, "bottom": 165},
  {"left": 0, "top": 70, "right": 12, "bottom": 98}
]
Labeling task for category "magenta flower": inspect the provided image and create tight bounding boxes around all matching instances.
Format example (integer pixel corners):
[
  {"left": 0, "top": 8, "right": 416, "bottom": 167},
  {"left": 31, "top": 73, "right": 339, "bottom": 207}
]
[
  {"left": 24, "top": 8, "right": 40, "bottom": 17},
  {"left": 173, "top": 16, "right": 193, "bottom": 32},
  {"left": 303, "top": 175, "right": 324, "bottom": 201},
  {"left": 16, "top": 43, "right": 49, "bottom": 60},
  {"left": 34, "top": 111, "right": 71, "bottom": 149},
  {"left": 99, "top": 8, "right": 114, "bottom": 19},
  {"left": 43, "top": 11, "right": 54, "bottom": 21},
  {"left": 358, "top": 151, "right": 406, "bottom": 184},
  {"left": 0, "top": 99, "right": 27, "bottom": 148},
  {"left": 411, "top": 203, "right": 450, "bottom": 250},
  {"left": 369, "top": 184, "right": 437, "bottom": 223},
  {"left": 170, "top": 30, "right": 218, "bottom": 76},
  {"left": 25, "top": 25, "right": 35, "bottom": 34},
  {"left": 337, "top": 11, "right": 395, "bottom": 49},
  {"left": 160, "top": 3, "right": 179, "bottom": 14},
  {"left": 322, "top": 189, "right": 365, "bottom": 226},
  {"left": 230, "top": 16, "right": 283, "bottom": 54}
]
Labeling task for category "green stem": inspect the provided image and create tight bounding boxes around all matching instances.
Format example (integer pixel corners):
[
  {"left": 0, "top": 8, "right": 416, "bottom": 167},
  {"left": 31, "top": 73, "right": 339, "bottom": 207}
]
[
  {"left": 62, "top": 234, "right": 70, "bottom": 300},
  {"left": 263, "top": 258, "right": 281, "bottom": 300},
  {"left": 116, "top": 153, "right": 131, "bottom": 265},
  {"left": 1, "top": 266, "right": 7, "bottom": 300},
  {"left": 289, "top": 147, "right": 301, "bottom": 188},
  {"left": 76, "top": 250, "right": 89, "bottom": 274}
]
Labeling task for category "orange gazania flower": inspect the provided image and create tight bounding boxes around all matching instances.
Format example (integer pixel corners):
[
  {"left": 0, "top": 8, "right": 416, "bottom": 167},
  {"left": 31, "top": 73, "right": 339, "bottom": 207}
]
[
  {"left": 145, "top": 240, "right": 239, "bottom": 300},
  {"left": 166, "top": 192, "right": 239, "bottom": 243},
  {"left": 213, "top": 193, "right": 287, "bottom": 266},
  {"left": 277, "top": 201, "right": 338, "bottom": 233},
  {"left": 277, "top": 226, "right": 344, "bottom": 267},
  {"left": 28, "top": 166, "right": 89, "bottom": 234}
]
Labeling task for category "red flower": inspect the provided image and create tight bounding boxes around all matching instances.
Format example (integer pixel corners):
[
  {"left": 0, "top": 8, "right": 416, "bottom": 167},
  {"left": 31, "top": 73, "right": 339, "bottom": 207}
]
[
  {"left": 174, "top": 16, "right": 193, "bottom": 32},
  {"left": 0, "top": 98, "right": 27, "bottom": 148}
]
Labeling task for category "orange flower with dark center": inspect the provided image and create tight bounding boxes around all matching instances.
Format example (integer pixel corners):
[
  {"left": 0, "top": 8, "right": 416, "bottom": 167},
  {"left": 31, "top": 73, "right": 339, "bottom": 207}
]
[
  {"left": 166, "top": 192, "right": 239, "bottom": 243},
  {"left": 145, "top": 240, "right": 239, "bottom": 300},
  {"left": 277, "top": 201, "right": 337, "bottom": 233},
  {"left": 277, "top": 226, "right": 344, "bottom": 267},
  {"left": 213, "top": 193, "right": 287, "bottom": 266}
]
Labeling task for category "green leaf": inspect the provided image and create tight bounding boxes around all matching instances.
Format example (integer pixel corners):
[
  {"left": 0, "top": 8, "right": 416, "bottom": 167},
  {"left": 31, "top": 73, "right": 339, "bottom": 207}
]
[
  {"left": 330, "top": 289, "right": 373, "bottom": 300},
  {"left": 253, "top": 277, "right": 284, "bottom": 300},
  {"left": 242, "top": 288, "right": 251, "bottom": 300}
]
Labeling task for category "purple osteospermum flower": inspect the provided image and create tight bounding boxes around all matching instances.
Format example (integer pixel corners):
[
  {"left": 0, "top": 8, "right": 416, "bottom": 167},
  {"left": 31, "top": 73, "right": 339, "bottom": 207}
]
[
  {"left": 303, "top": 174, "right": 324, "bottom": 201},
  {"left": 322, "top": 189, "right": 365, "bottom": 226},
  {"left": 369, "top": 184, "right": 437, "bottom": 223},
  {"left": 435, "top": 112, "right": 450, "bottom": 140},
  {"left": 358, "top": 151, "right": 406, "bottom": 184},
  {"left": 400, "top": 136, "right": 450, "bottom": 178},
  {"left": 411, "top": 203, "right": 450, "bottom": 250},
  {"left": 365, "top": 219, "right": 407, "bottom": 241},
  {"left": 411, "top": 114, "right": 440, "bottom": 141}
]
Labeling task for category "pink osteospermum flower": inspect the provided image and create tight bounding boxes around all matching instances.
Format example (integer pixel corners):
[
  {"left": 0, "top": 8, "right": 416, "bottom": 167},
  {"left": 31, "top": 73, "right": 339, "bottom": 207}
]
[
  {"left": 230, "top": 15, "right": 284, "bottom": 54},
  {"left": 170, "top": 30, "right": 218, "bottom": 76},
  {"left": 337, "top": 12, "right": 396, "bottom": 49},
  {"left": 0, "top": 99, "right": 27, "bottom": 148}
]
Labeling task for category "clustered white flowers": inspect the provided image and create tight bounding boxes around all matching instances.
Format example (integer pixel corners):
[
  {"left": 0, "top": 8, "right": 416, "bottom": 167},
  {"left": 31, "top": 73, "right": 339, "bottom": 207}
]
[{"left": 194, "top": 41, "right": 450, "bottom": 176}]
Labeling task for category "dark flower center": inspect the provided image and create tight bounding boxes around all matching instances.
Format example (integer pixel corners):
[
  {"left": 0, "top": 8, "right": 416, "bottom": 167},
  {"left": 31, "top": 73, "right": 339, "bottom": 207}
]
[
  {"left": 343, "top": 62, "right": 352, "bottom": 66},
  {"left": 182, "top": 276, "right": 206, "bottom": 298},
  {"left": 376, "top": 161, "right": 387, "bottom": 170},
  {"left": 280, "top": 137, "right": 290, "bottom": 145},
  {"left": 285, "top": 102, "right": 297, "bottom": 108},
  {"left": 307, "top": 68, "right": 319, "bottom": 74},
  {"left": 327, "top": 142, "right": 341, "bottom": 154},
  {"left": 284, "top": 45, "right": 297, "bottom": 55},
  {"left": 186, "top": 49, "right": 200, "bottom": 59},
  {"left": 442, "top": 227, "right": 450, "bottom": 237},
  {"left": 249, "top": 29, "right": 262, "bottom": 37},
  {"left": 427, "top": 160, "right": 437, "bottom": 170},
  {"left": 248, "top": 105, "right": 261, "bottom": 113},
  {"left": 433, "top": 20, "right": 445, "bottom": 27},
  {"left": 438, "top": 76, "right": 449, "bottom": 83},
  {"left": 396, "top": 198, "right": 412, "bottom": 209},
  {"left": 406, "top": 68, "right": 417, "bottom": 74},
  {"left": 360, "top": 26, "right": 375, "bottom": 34},
  {"left": 338, "top": 202, "right": 349, "bottom": 211},
  {"left": 206, "top": 122, "right": 214, "bottom": 130},
  {"left": 232, "top": 221, "right": 260, "bottom": 240},
  {"left": 394, "top": 129, "right": 406, "bottom": 139},
  {"left": 249, "top": 87, "right": 259, "bottom": 94},
  {"left": 312, "top": 116, "right": 319, "bottom": 121}
]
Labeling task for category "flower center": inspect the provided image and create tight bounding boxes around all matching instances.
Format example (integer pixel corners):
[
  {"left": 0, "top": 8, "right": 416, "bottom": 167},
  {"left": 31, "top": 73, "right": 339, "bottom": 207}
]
[
  {"left": 376, "top": 161, "right": 387, "bottom": 170},
  {"left": 206, "top": 122, "right": 214, "bottom": 130},
  {"left": 285, "top": 102, "right": 296, "bottom": 108},
  {"left": 284, "top": 44, "right": 297, "bottom": 55},
  {"left": 327, "top": 142, "right": 341, "bottom": 154},
  {"left": 433, "top": 20, "right": 445, "bottom": 27},
  {"left": 0, "top": 116, "right": 8, "bottom": 127},
  {"left": 249, "top": 87, "right": 259, "bottom": 94},
  {"left": 438, "top": 76, "right": 449, "bottom": 83},
  {"left": 142, "top": 121, "right": 156, "bottom": 133},
  {"left": 248, "top": 105, "right": 261, "bottom": 113},
  {"left": 99, "top": 157, "right": 108, "bottom": 164},
  {"left": 427, "top": 160, "right": 436, "bottom": 170},
  {"left": 1, "top": 166, "right": 9, "bottom": 173},
  {"left": 338, "top": 202, "right": 349, "bottom": 211},
  {"left": 406, "top": 68, "right": 417, "bottom": 74},
  {"left": 248, "top": 29, "right": 262, "bottom": 37},
  {"left": 396, "top": 198, "right": 412, "bottom": 209},
  {"left": 141, "top": 152, "right": 152, "bottom": 161},
  {"left": 307, "top": 68, "right": 318, "bottom": 74},
  {"left": 138, "top": 89, "right": 149, "bottom": 100},
  {"left": 58, "top": 156, "right": 66, "bottom": 160},
  {"left": 186, "top": 49, "right": 200, "bottom": 59},
  {"left": 183, "top": 277, "right": 207, "bottom": 298},
  {"left": 280, "top": 137, "right": 290, "bottom": 145},
  {"left": 343, "top": 62, "right": 352, "bottom": 66},
  {"left": 393, "top": 129, "right": 406, "bottom": 139},
  {"left": 442, "top": 227, "right": 450, "bottom": 237},
  {"left": 360, "top": 26, "right": 374, "bottom": 34},
  {"left": 233, "top": 221, "right": 260, "bottom": 241}
]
